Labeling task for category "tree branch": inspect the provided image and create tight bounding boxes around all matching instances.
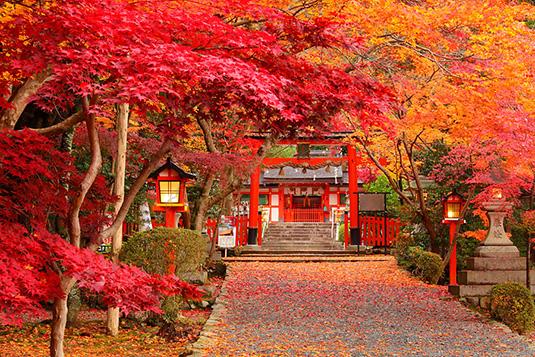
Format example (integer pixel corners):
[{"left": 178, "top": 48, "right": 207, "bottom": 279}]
[
  {"left": 32, "top": 111, "right": 84, "bottom": 136},
  {"left": 0, "top": 68, "right": 51, "bottom": 129},
  {"left": 68, "top": 98, "right": 102, "bottom": 248},
  {"left": 95, "top": 138, "right": 174, "bottom": 246}
]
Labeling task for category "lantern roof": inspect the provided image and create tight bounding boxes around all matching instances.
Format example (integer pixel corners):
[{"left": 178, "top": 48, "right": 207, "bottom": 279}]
[
  {"left": 443, "top": 191, "right": 464, "bottom": 202},
  {"left": 149, "top": 158, "right": 196, "bottom": 180}
]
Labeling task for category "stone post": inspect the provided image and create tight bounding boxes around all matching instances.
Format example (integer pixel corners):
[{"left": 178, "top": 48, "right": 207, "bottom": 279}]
[{"left": 474, "top": 198, "right": 517, "bottom": 258}]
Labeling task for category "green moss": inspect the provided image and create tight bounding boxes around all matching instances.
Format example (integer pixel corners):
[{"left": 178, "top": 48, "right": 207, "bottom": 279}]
[{"left": 490, "top": 283, "right": 535, "bottom": 334}]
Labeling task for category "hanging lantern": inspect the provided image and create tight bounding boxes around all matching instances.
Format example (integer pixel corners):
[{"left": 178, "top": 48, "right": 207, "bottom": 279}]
[
  {"left": 442, "top": 192, "right": 465, "bottom": 220},
  {"left": 149, "top": 158, "right": 196, "bottom": 207}
]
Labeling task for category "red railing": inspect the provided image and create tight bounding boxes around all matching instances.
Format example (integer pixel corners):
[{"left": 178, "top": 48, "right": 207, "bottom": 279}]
[
  {"left": 344, "top": 215, "right": 402, "bottom": 247},
  {"left": 235, "top": 215, "right": 249, "bottom": 246},
  {"left": 285, "top": 209, "right": 324, "bottom": 222},
  {"left": 206, "top": 215, "right": 250, "bottom": 247}
]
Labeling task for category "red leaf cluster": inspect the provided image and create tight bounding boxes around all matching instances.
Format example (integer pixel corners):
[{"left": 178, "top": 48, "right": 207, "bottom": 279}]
[{"left": 0, "top": 130, "right": 200, "bottom": 325}]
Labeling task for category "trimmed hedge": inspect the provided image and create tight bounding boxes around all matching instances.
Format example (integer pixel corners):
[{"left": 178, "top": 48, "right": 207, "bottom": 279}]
[
  {"left": 120, "top": 227, "right": 208, "bottom": 275},
  {"left": 490, "top": 283, "right": 535, "bottom": 334},
  {"left": 395, "top": 238, "right": 443, "bottom": 284},
  {"left": 414, "top": 250, "right": 443, "bottom": 284}
]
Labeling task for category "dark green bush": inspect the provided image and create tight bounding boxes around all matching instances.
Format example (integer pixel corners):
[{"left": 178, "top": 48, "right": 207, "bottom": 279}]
[
  {"left": 395, "top": 235, "right": 443, "bottom": 284},
  {"left": 337, "top": 223, "right": 345, "bottom": 242},
  {"left": 120, "top": 228, "right": 208, "bottom": 327},
  {"left": 414, "top": 250, "right": 443, "bottom": 284},
  {"left": 490, "top": 283, "right": 535, "bottom": 334},
  {"left": 120, "top": 227, "right": 208, "bottom": 275},
  {"left": 457, "top": 236, "right": 480, "bottom": 270}
]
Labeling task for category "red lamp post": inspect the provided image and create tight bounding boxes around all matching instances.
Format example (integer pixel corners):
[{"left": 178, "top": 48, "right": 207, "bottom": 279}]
[
  {"left": 149, "top": 158, "right": 196, "bottom": 228},
  {"left": 442, "top": 192, "right": 466, "bottom": 286}
]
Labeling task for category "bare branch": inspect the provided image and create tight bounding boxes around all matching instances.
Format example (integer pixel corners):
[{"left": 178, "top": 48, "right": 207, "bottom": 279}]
[{"left": 32, "top": 111, "right": 84, "bottom": 136}]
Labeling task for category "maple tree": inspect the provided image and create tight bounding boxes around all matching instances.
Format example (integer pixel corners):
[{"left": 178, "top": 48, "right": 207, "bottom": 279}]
[
  {"left": 0, "top": 130, "right": 201, "bottom": 349},
  {"left": 285, "top": 0, "right": 535, "bottom": 253},
  {"left": 0, "top": 0, "right": 394, "bottom": 355}
]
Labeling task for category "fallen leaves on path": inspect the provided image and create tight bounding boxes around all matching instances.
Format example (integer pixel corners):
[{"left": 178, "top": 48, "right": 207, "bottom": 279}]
[{"left": 204, "top": 257, "right": 534, "bottom": 356}]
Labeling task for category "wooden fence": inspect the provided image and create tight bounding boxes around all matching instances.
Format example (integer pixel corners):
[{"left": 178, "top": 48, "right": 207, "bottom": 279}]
[
  {"left": 344, "top": 215, "right": 402, "bottom": 247},
  {"left": 206, "top": 215, "right": 260, "bottom": 247},
  {"left": 284, "top": 209, "right": 324, "bottom": 222}
]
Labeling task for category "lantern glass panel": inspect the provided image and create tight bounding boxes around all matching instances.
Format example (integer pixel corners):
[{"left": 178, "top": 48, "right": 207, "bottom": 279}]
[
  {"left": 159, "top": 181, "right": 180, "bottom": 203},
  {"left": 446, "top": 202, "right": 461, "bottom": 219}
]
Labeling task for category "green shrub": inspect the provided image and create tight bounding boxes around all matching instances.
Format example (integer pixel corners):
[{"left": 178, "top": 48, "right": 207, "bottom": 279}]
[
  {"left": 457, "top": 236, "right": 480, "bottom": 270},
  {"left": 394, "top": 233, "right": 417, "bottom": 268},
  {"left": 121, "top": 228, "right": 208, "bottom": 326},
  {"left": 490, "top": 283, "right": 535, "bottom": 334},
  {"left": 121, "top": 227, "right": 208, "bottom": 276},
  {"left": 395, "top": 237, "right": 443, "bottom": 284},
  {"left": 337, "top": 223, "right": 345, "bottom": 242},
  {"left": 414, "top": 250, "right": 443, "bottom": 284}
]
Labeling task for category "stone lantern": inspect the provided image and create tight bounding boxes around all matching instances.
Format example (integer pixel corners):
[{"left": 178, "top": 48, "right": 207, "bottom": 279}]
[
  {"left": 474, "top": 190, "right": 518, "bottom": 258},
  {"left": 450, "top": 189, "right": 533, "bottom": 308}
]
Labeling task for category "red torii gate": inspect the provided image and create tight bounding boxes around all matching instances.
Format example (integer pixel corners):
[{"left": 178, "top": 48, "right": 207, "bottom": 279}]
[{"left": 246, "top": 136, "right": 364, "bottom": 246}]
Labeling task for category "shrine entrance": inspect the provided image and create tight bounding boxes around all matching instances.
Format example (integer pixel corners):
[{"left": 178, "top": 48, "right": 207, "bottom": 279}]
[
  {"left": 244, "top": 133, "right": 362, "bottom": 245},
  {"left": 282, "top": 184, "right": 327, "bottom": 222}
]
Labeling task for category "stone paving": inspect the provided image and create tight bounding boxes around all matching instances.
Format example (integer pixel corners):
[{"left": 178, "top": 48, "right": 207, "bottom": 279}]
[{"left": 193, "top": 257, "right": 535, "bottom": 356}]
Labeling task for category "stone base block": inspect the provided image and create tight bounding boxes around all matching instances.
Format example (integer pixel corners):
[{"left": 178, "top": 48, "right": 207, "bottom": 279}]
[
  {"left": 475, "top": 244, "right": 519, "bottom": 258},
  {"left": 466, "top": 257, "right": 525, "bottom": 271},
  {"left": 449, "top": 284, "right": 535, "bottom": 297},
  {"left": 458, "top": 270, "right": 534, "bottom": 285},
  {"left": 181, "top": 271, "right": 208, "bottom": 285}
]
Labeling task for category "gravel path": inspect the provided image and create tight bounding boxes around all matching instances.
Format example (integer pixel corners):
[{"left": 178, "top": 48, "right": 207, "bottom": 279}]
[{"left": 200, "top": 257, "right": 534, "bottom": 356}]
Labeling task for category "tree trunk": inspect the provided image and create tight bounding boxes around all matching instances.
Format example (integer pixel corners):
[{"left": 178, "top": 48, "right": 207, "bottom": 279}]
[
  {"left": 193, "top": 174, "right": 216, "bottom": 231},
  {"left": 68, "top": 102, "right": 102, "bottom": 247},
  {"left": 421, "top": 212, "right": 438, "bottom": 253},
  {"left": 96, "top": 139, "right": 173, "bottom": 245},
  {"left": 139, "top": 201, "right": 153, "bottom": 231},
  {"left": 50, "top": 277, "right": 75, "bottom": 357},
  {"left": 66, "top": 284, "right": 81, "bottom": 327},
  {"left": 51, "top": 101, "right": 101, "bottom": 356},
  {"left": 50, "top": 297, "right": 68, "bottom": 357},
  {"left": 107, "top": 103, "right": 129, "bottom": 336},
  {"left": 0, "top": 69, "right": 50, "bottom": 129}
]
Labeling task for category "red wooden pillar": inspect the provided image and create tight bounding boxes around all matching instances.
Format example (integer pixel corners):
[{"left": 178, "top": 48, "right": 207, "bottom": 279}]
[
  {"left": 323, "top": 183, "right": 330, "bottom": 222},
  {"left": 279, "top": 184, "right": 285, "bottom": 222},
  {"left": 344, "top": 211, "right": 349, "bottom": 248},
  {"left": 347, "top": 145, "right": 360, "bottom": 245},
  {"left": 449, "top": 221, "right": 458, "bottom": 286},
  {"left": 165, "top": 208, "right": 176, "bottom": 228},
  {"left": 248, "top": 166, "right": 261, "bottom": 245}
]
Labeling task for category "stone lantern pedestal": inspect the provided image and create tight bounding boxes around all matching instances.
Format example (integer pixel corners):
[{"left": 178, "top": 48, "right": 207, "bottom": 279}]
[{"left": 449, "top": 198, "right": 534, "bottom": 308}]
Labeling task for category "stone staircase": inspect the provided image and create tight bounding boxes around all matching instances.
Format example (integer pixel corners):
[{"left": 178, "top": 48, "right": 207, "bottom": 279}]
[{"left": 244, "top": 222, "right": 348, "bottom": 255}]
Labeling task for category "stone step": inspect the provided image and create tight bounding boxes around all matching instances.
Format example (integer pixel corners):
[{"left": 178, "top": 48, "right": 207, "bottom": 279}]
[
  {"left": 265, "top": 235, "right": 333, "bottom": 239},
  {"left": 267, "top": 234, "right": 331, "bottom": 237},
  {"left": 465, "top": 257, "right": 525, "bottom": 271},
  {"left": 449, "top": 284, "right": 535, "bottom": 297},
  {"left": 262, "top": 241, "right": 339, "bottom": 245},
  {"left": 264, "top": 238, "right": 337, "bottom": 241},
  {"left": 242, "top": 250, "right": 354, "bottom": 255},
  {"left": 263, "top": 244, "right": 340, "bottom": 250},
  {"left": 262, "top": 245, "right": 341, "bottom": 250},
  {"left": 266, "top": 231, "right": 332, "bottom": 235},
  {"left": 458, "top": 269, "right": 535, "bottom": 285}
]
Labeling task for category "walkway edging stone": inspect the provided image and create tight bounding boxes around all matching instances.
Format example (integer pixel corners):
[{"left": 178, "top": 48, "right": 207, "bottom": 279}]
[{"left": 189, "top": 264, "right": 232, "bottom": 356}]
